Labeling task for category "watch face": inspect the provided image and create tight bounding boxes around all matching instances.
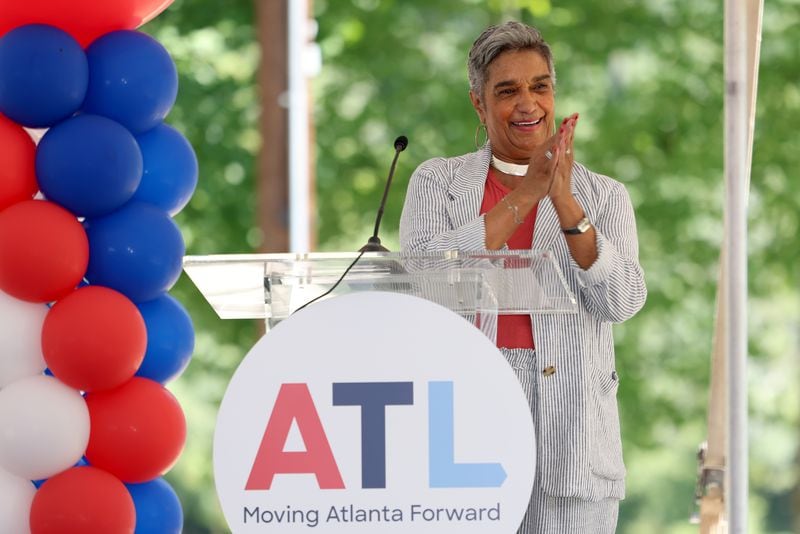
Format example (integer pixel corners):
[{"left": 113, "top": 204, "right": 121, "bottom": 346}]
[{"left": 564, "top": 217, "right": 590, "bottom": 235}]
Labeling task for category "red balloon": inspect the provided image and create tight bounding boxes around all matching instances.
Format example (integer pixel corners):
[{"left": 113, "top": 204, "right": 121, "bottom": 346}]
[
  {"left": 0, "top": 0, "right": 174, "bottom": 47},
  {"left": 42, "top": 286, "right": 147, "bottom": 392},
  {"left": 0, "top": 113, "right": 37, "bottom": 212},
  {"left": 30, "top": 466, "right": 135, "bottom": 534},
  {"left": 85, "top": 377, "right": 186, "bottom": 483},
  {"left": 0, "top": 200, "right": 88, "bottom": 302}
]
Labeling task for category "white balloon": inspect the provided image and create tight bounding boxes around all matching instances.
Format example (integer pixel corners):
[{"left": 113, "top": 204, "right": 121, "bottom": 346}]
[
  {"left": 0, "top": 375, "right": 89, "bottom": 480},
  {"left": 0, "top": 467, "right": 35, "bottom": 534},
  {"left": 0, "top": 290, "right": 47, "bottom": 389},
  {"left": 23, "top": 127, "right": 48, "bottom": 145}
]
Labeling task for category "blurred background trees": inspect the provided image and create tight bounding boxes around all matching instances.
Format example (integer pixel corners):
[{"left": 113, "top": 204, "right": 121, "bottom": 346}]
[{"left": 143, "top": 0, "right": 799, "bottom": 531}]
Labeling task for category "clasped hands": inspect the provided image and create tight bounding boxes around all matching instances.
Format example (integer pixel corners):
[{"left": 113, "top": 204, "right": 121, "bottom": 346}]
[{"left": 516, "top": 113, "right": 579, "bottom": 204}]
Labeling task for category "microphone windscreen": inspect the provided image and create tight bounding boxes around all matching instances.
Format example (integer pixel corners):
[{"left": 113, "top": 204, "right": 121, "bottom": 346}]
[{"left": 394, "top": 135, "right": 408, "bottom": 152}]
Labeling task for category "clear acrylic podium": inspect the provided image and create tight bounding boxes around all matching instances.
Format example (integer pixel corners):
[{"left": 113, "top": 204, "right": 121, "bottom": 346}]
[{"left": 183, "top": 250, "right": 577, "bottom": 344}]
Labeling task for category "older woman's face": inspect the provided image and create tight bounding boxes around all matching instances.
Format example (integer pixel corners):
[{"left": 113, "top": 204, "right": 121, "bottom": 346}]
[{"left": 470, "top": 49, "right": 554, "bottom": 164}]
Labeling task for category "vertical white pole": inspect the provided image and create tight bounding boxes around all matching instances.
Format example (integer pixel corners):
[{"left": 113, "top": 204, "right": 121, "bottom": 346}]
[
  {"left": 724, "top": 0, "right": 748, "bottom": 530},
  {"left": 287, "top": 0, "right": 311, "bottom": 252}
]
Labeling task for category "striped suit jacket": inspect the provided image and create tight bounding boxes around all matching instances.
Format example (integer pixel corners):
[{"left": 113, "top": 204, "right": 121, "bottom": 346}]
[{"left": 399, "top": 143, "right": 647, "bottom": 501}]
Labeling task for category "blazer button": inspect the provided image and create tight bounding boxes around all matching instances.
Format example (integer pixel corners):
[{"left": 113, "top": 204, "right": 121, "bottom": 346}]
[{"left": 542, "top": 365, "right": 556, "bottom": 376}]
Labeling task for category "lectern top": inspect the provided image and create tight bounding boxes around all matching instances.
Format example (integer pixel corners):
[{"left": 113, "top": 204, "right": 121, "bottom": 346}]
[{"left": 183, "top": 250, "right": 577, "bottom": 323}]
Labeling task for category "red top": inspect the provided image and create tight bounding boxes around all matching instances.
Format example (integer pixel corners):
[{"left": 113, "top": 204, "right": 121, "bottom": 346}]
[{"left": 479, "top": 168, "right": 537, "bottom": 349}]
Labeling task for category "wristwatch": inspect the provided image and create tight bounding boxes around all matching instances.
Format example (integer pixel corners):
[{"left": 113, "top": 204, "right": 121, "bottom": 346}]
[{"left": 562, "top": 216, "right": 591, "bottom": 235}]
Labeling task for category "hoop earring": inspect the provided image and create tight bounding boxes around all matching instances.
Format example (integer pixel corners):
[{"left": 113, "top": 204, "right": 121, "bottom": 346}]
[{"left": 474, "top": 123, "right": 488, "bottom": 149}]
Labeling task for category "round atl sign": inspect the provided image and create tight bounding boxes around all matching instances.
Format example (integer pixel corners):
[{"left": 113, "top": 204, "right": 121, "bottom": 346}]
[{"left": 214, "top": 292, "right": 535, "bottom": 533}]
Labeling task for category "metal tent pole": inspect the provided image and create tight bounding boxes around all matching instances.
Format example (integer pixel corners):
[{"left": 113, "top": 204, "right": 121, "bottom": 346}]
[
  {"left": 723, "top": 0, "right": 749, "bottom": 530},
  {"left": 287, "top": 0, "right": 313, "bottom": 252}
]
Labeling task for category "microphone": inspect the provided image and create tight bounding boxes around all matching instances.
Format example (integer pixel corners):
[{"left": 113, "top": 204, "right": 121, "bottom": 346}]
[
  {"left": 359, "top": 135, "right": 409, "bottom": 252},
  {"left": 295, "top": 136, "right": 408, "bottom": 314}
]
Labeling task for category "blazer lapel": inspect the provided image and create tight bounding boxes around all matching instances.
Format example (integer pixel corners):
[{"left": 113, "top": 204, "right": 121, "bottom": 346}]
[
  {"left": 533, "top": 196, "right": 560, "bottom": 251},
  {"left": 446, "top": 144, "right": 490, "bottom": 229}
]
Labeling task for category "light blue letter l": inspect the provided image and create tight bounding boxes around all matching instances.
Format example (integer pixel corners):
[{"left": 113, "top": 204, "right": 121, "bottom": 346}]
[{"left": 428, "top": 381, "right": 507, "bottom": 487}]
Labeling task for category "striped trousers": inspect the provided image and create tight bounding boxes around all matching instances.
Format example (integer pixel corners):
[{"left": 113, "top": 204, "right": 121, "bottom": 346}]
[{"left": 501, "top": 348, "right": 620, "bottom": 534}]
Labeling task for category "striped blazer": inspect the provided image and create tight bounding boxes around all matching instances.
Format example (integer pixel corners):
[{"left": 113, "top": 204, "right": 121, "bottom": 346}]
[{"left": 399, "top": 143, "right": 647, "bottom": 501}]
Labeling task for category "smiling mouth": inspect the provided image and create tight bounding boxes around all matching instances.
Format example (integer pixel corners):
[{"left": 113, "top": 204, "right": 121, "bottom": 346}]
[{"left": 511, "top": 117, "right": 543, "bottom": 127}]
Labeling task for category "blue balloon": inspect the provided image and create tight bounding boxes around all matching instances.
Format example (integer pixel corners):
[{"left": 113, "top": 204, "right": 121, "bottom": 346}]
[
  {"left": 133, "top": 124, "right": 198, "bottom": 216},
  {"left": 126, "top": 478, "right": 183, "bottom": 534},
  {"left": 36, "top": 114, "right": 143, "bottom": 217},
  {"left": 83, "top": 31, "right": 178, "bottom": 135},
  {"left": 84, "top": 202, "right": 185, "bottom": 303},
  {"left": 135, "top": 294, "right": 195, "bottom": 384},
  {"left": 0, "top": 24, "right": 88, "bottom": 128}
]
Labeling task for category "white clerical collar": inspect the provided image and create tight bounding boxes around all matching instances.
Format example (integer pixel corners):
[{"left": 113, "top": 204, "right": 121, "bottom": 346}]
[{"left": 490, "top": 155, "right": 528, "bottom": 176}]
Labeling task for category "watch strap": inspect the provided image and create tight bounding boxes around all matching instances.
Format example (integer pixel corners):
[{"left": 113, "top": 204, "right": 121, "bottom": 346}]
[{"left": 562, "top": 216, "right": 591, "bottom": 235}]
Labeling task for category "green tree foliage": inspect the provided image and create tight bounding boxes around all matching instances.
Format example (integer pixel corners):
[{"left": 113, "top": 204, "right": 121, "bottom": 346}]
[{"left": 142, "top": 0, "right": 799, "bottom": 531}]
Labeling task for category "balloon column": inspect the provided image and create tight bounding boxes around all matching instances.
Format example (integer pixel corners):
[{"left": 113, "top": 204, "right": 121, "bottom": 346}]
[{"left": 0, "top": 3, "right": 196, "bottom": 532}]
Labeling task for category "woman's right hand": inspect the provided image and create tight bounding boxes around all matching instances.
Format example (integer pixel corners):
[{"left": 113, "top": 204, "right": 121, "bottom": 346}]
[{"left": 515, "top": 128, "right": 564, "bottom": 202}]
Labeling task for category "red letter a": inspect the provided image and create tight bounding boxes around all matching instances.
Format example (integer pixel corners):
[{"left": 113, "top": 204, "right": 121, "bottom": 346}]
[{"left": 246, "top": 383, "right": 345, "bottom": 490}]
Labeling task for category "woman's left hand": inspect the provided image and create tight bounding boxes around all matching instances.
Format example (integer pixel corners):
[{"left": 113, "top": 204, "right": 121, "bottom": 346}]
[{"left": 548, "top": 113, "right": 578, "bottom": 204}]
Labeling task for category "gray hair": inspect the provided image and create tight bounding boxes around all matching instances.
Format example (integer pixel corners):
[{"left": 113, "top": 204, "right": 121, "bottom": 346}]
[{"left": 467, "top": 21, "right": 555, "bottom": 97}]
